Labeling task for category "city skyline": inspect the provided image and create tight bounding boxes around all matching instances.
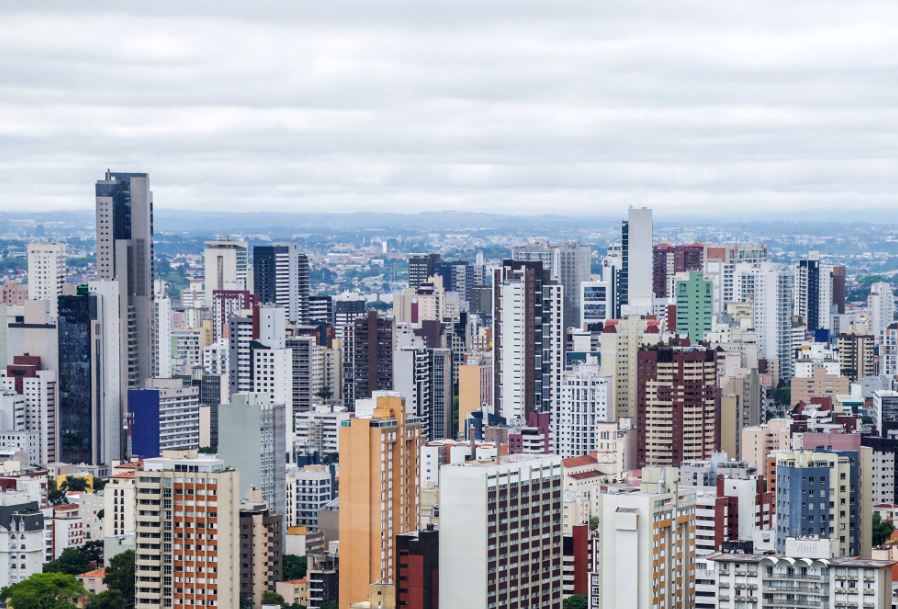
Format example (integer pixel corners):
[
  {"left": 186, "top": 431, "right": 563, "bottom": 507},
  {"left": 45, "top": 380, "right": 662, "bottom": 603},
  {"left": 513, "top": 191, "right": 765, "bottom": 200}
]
[{"left": 2, "top": 2, "right": 898, "bottom": 217}]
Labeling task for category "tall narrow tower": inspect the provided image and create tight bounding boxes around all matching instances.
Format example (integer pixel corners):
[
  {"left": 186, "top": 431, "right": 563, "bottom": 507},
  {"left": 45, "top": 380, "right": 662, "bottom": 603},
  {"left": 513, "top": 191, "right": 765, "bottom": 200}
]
[{"left": 95, "top": 171, "right": 155, "bottom": 391}]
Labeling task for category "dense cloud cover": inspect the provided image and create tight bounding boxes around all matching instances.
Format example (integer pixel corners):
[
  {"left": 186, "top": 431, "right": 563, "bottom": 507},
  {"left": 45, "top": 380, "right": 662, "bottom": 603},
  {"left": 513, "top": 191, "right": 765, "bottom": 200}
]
[{"left": 2, "top": 1, "right": 898, "bottom": 217}]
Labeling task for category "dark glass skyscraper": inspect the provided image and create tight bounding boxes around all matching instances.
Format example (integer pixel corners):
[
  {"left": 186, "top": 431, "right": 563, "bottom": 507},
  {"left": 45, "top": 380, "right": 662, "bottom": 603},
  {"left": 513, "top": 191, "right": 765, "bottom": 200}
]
[{"left": 57, "top": 287, "right": 94, "bottom": 465}]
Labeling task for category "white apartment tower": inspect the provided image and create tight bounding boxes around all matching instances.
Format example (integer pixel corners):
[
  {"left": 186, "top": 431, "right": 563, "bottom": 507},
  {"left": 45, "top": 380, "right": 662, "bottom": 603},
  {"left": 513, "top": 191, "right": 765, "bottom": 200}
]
[
  {"left": 554, "top": 361, "right": 614, "bottom": 458},
  {"left": 26, "top": 242, "right": 66, "bottom": 317},
  {"left": 440, "top": 454, "right": 564, "bottom": 609},
  {"left": 869, "top": 281, "right": 895, "bottom": 343}
]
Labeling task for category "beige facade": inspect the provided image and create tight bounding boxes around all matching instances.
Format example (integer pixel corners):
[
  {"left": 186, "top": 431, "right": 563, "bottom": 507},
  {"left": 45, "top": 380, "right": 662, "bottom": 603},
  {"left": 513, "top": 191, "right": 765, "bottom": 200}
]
[
  {"left": 741, "top": 418, "right": 792, "bottom": 477},
  {"left": 457, "top": 355, "right": 492, "bottom": 435},
  {"left": 791, "top": 366, "right": 850, "bottom": 405},
  {"left": 338, "top": 392, "right": 421, "bottom": 609}
]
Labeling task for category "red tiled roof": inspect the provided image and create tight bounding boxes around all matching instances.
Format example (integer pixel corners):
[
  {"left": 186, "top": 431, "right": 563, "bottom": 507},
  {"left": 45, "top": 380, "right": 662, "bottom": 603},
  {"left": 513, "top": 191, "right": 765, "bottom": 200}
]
[{"left": 563, "top": 454, "right": 598, "bottom": 468}]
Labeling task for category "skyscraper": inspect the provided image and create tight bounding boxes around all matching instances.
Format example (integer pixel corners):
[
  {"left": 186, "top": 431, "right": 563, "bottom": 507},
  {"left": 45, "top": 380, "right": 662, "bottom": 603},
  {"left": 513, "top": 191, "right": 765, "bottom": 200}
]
[
  {"left": 775, "top": 448, "right": 872, "bottom": 558},
  {"left": 652, "top": 242, "right": 703, "bottom": 299},
  {"left": 338, "top": 392, "right": 421, "bottom": 608},
  {"left": 620, "top": 206, "right": 653, "bottom": 313},
  {"left": 341, "top": 310, "right": 393, "bottom": 409},
  {"left": 593, "top": 469, "right": 696, "bottom": 609},
  {"left": 253, "top": 243, "right": 310, "bottom": 323},
  {"left": 554, "top": 361, "right": 614, "bottom": 458},
  {"left": 95, "top": 170, "right": 155, "bottom": 389},
  {"left": 57, "top": 283, "right": 122, "bottom": 465},
  {"left": 752, "top": 262, "right": 794, "bottom": 380},
  {"left": 492, "top": 260, "right": 563, "bottom": 423},
  {"left": 407, "top": 253, "right": 442, "bottom": 289},
  {"left": 637, "top": 346, "right": 719, "bottom": 467},
  {"left": 675, "top": 271, "right": 713, "bottom": 343},
  {"left": 134, "top": 451, "right": 240, "bottom": 609},
  {"left": 513, "top": 242, "right": 591, "bottom": 329},
  {"left": 868, "top": 281, "right": 895, "bottom": 342},
  {"left": 26, "top": 242, "right": 66, "bottom": 318},
  {"left": 203, "top": 239, "right": 248, "bottom": 306},
  {"left": 794, "top": 254, "right": 833, "bottom": 333},
  {"left": 440, "top": 454, "right": 564, "bottom": 609}
]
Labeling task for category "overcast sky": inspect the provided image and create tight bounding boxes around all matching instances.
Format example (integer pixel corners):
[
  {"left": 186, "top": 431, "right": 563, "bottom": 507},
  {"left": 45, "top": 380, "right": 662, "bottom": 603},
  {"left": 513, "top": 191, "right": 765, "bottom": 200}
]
[{"left": 2, "top": 1, "right": 898, "bottom": 218}]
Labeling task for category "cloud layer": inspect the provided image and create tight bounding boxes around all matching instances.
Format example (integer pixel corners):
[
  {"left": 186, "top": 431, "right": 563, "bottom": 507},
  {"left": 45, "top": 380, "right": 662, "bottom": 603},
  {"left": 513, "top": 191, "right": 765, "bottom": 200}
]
[{"left": 2, "top": 1, "right": 898, "bottom": 218}]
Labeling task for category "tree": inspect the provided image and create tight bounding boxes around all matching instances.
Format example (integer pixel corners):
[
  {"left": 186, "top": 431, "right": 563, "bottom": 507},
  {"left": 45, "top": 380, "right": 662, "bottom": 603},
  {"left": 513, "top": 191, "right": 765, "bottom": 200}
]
[
  {"left": 564, "top": 596, "right": 588, "bottom": 609},
  {"left": 85, "top": 590, "right": 126, "bottom": 609},
  {"left": 48, "top": 478, "right": 67, "bottom": 506},
  {"left": 873, "top": 513, "right": 895, "bottom": 546},
  {"left": 283, "top": 554, "right": 307, "bottom": 580},
  {"left": 104, "top": 550, "right": 135, "bottom": 606},
  {"left": 316, "top": 387, "right": 333, "bottom": 401},
  {"left": 43, "top": 547, "right": 91, "bottom": 575},
  {"left": 773, "top": 384, "right": 791, "bottom": 407},
  {"left": 79, "top": 540, "right": 104, "bottom": 566},
  {"left": 320, "top": 602, "right": 338, "bottom": 609},
  {"left": 0, "top": 572, "right": 86, "bottom": 609},
  {"left": 198, "top": 446, "right": 217, "bottom": 454},
  {"left": 588, "top": 516, "right": 599, "bottom": 531},
  {"left": 261, "top": 590, "right": 285, "bottom": 605},
  {"left": 61, "top": 475, "right": 89, "bottom": 492}
]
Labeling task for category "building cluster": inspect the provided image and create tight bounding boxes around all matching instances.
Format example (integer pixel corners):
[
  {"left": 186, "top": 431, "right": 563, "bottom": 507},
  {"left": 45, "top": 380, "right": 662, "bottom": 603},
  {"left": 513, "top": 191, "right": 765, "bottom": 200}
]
[{"left": 1, "top": 174, "right": 898, "bottom": 608}]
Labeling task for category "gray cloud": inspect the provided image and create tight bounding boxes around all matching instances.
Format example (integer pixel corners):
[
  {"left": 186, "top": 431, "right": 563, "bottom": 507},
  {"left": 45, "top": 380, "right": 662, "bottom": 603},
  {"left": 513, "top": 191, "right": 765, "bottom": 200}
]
[{"left": 1, "top": 0, "right": 898, "bottom": 218}]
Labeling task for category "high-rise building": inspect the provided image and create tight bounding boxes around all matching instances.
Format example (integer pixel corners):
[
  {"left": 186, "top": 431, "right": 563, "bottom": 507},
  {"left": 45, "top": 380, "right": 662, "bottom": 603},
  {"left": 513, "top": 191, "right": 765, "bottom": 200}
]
[
  {"left": 95, "top": 170, "right": 155, "bottom": 390},
  {"left": 775, "top": 448, "right": 872, "bottom": 558},
  {"left": 395, "top": 527, "right": 439, "bottom": 609},
  {"left": 134, "top": 451, "right": 240, "bottom": 609},
  {"left": 57, "top": 283, "right": 122, "bottom": 465},
  {"left": 253, "top": 244, "right": 310, "bottom": 323},
  {"left": 334, "top": 296, "right": 366, "bottom": 338},
  {"left": 492, "top": 260, "right": 563, "bottom": 423},
  {"left": 832, "top": 264, "right": 847, "bottom": 315},
  {"left": 341, "top": 310, "right": 393, "bottom": 409},
  {"left": 238, "top": 488, "right": 283, "bottom": 609},
  {"left": 872, "top": 390, "right": 898, "bottom": 437},
  {"left": 219, "top": 392, "right": 286, "bottom": 516},
  {"left": 285, "top": 464, "right": 336, "bottom": 528},
  {"left": 580, "top": 278, "right": 614, "bottom": 328},
  {"left": 393, "top": 345, "right": 452, "bottom": 440},
  {"left": 592, "top": 469, "right": 696, "bottom": 609},
  {"left": 598, "top": 316, "right": 662, "bottom": 422},
  {"left": 26, "top": 242, "right": 66, "bottom": 318},
  {"left": 1, "top": 355, "right": 57, "bottom": 464},
  {"left": 513, "top": 242, "right": 591, "bottom": 329},
  {"left": 675, "top": 271, "right": 712, "bottom": 344},
  {"left": 227, "top": 311, "right": 255, "bottom": 396},
  {"left": 794, "top": 254, "right": 833, "bottom": 333},
  {"left": 636, "top": 347, "right": 719, "bottom": 467},
  {"left": 619, "top": 207, "right": 653, "bottom": 313},
  {"left": 457, "top": 355, "right": 492, "bottom": 437},
  {"left": 837, "top": 333, "right": 876, "bottom": 381},
  {"left": 211, "top": 289, "right": 257, "bottom": 343},
  {"left": 869, "top": 281, "right": 895, "bottom": 342},
  {"left": 338, "top": 392, "right": 421, "bottom": 608},
  {"left": 652, "top": 242, "right": 703, "bottom": 299},
  {"left": 152, "top": 281, "right": 172, "bottom": 379},
  {"left": 408, "top": 253, "right": 442, "bottom": 289},
  {"left": 127, "top": 378, "right": 200, "bottom": 458},
  {"left": 752, "top": 262, "right": 794, "bottom": 380},
  {"left": 203, "top": 239, "right": 248, "bottom": 307},
  {"left": 554, "top": 360, "right": 614, "bottom": 458},
  {"left": 308, "top": 294, "right": 335, "bottom": 326},
  {"left": 440, "top": 454, "right": 563, "bottom": 609}
]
